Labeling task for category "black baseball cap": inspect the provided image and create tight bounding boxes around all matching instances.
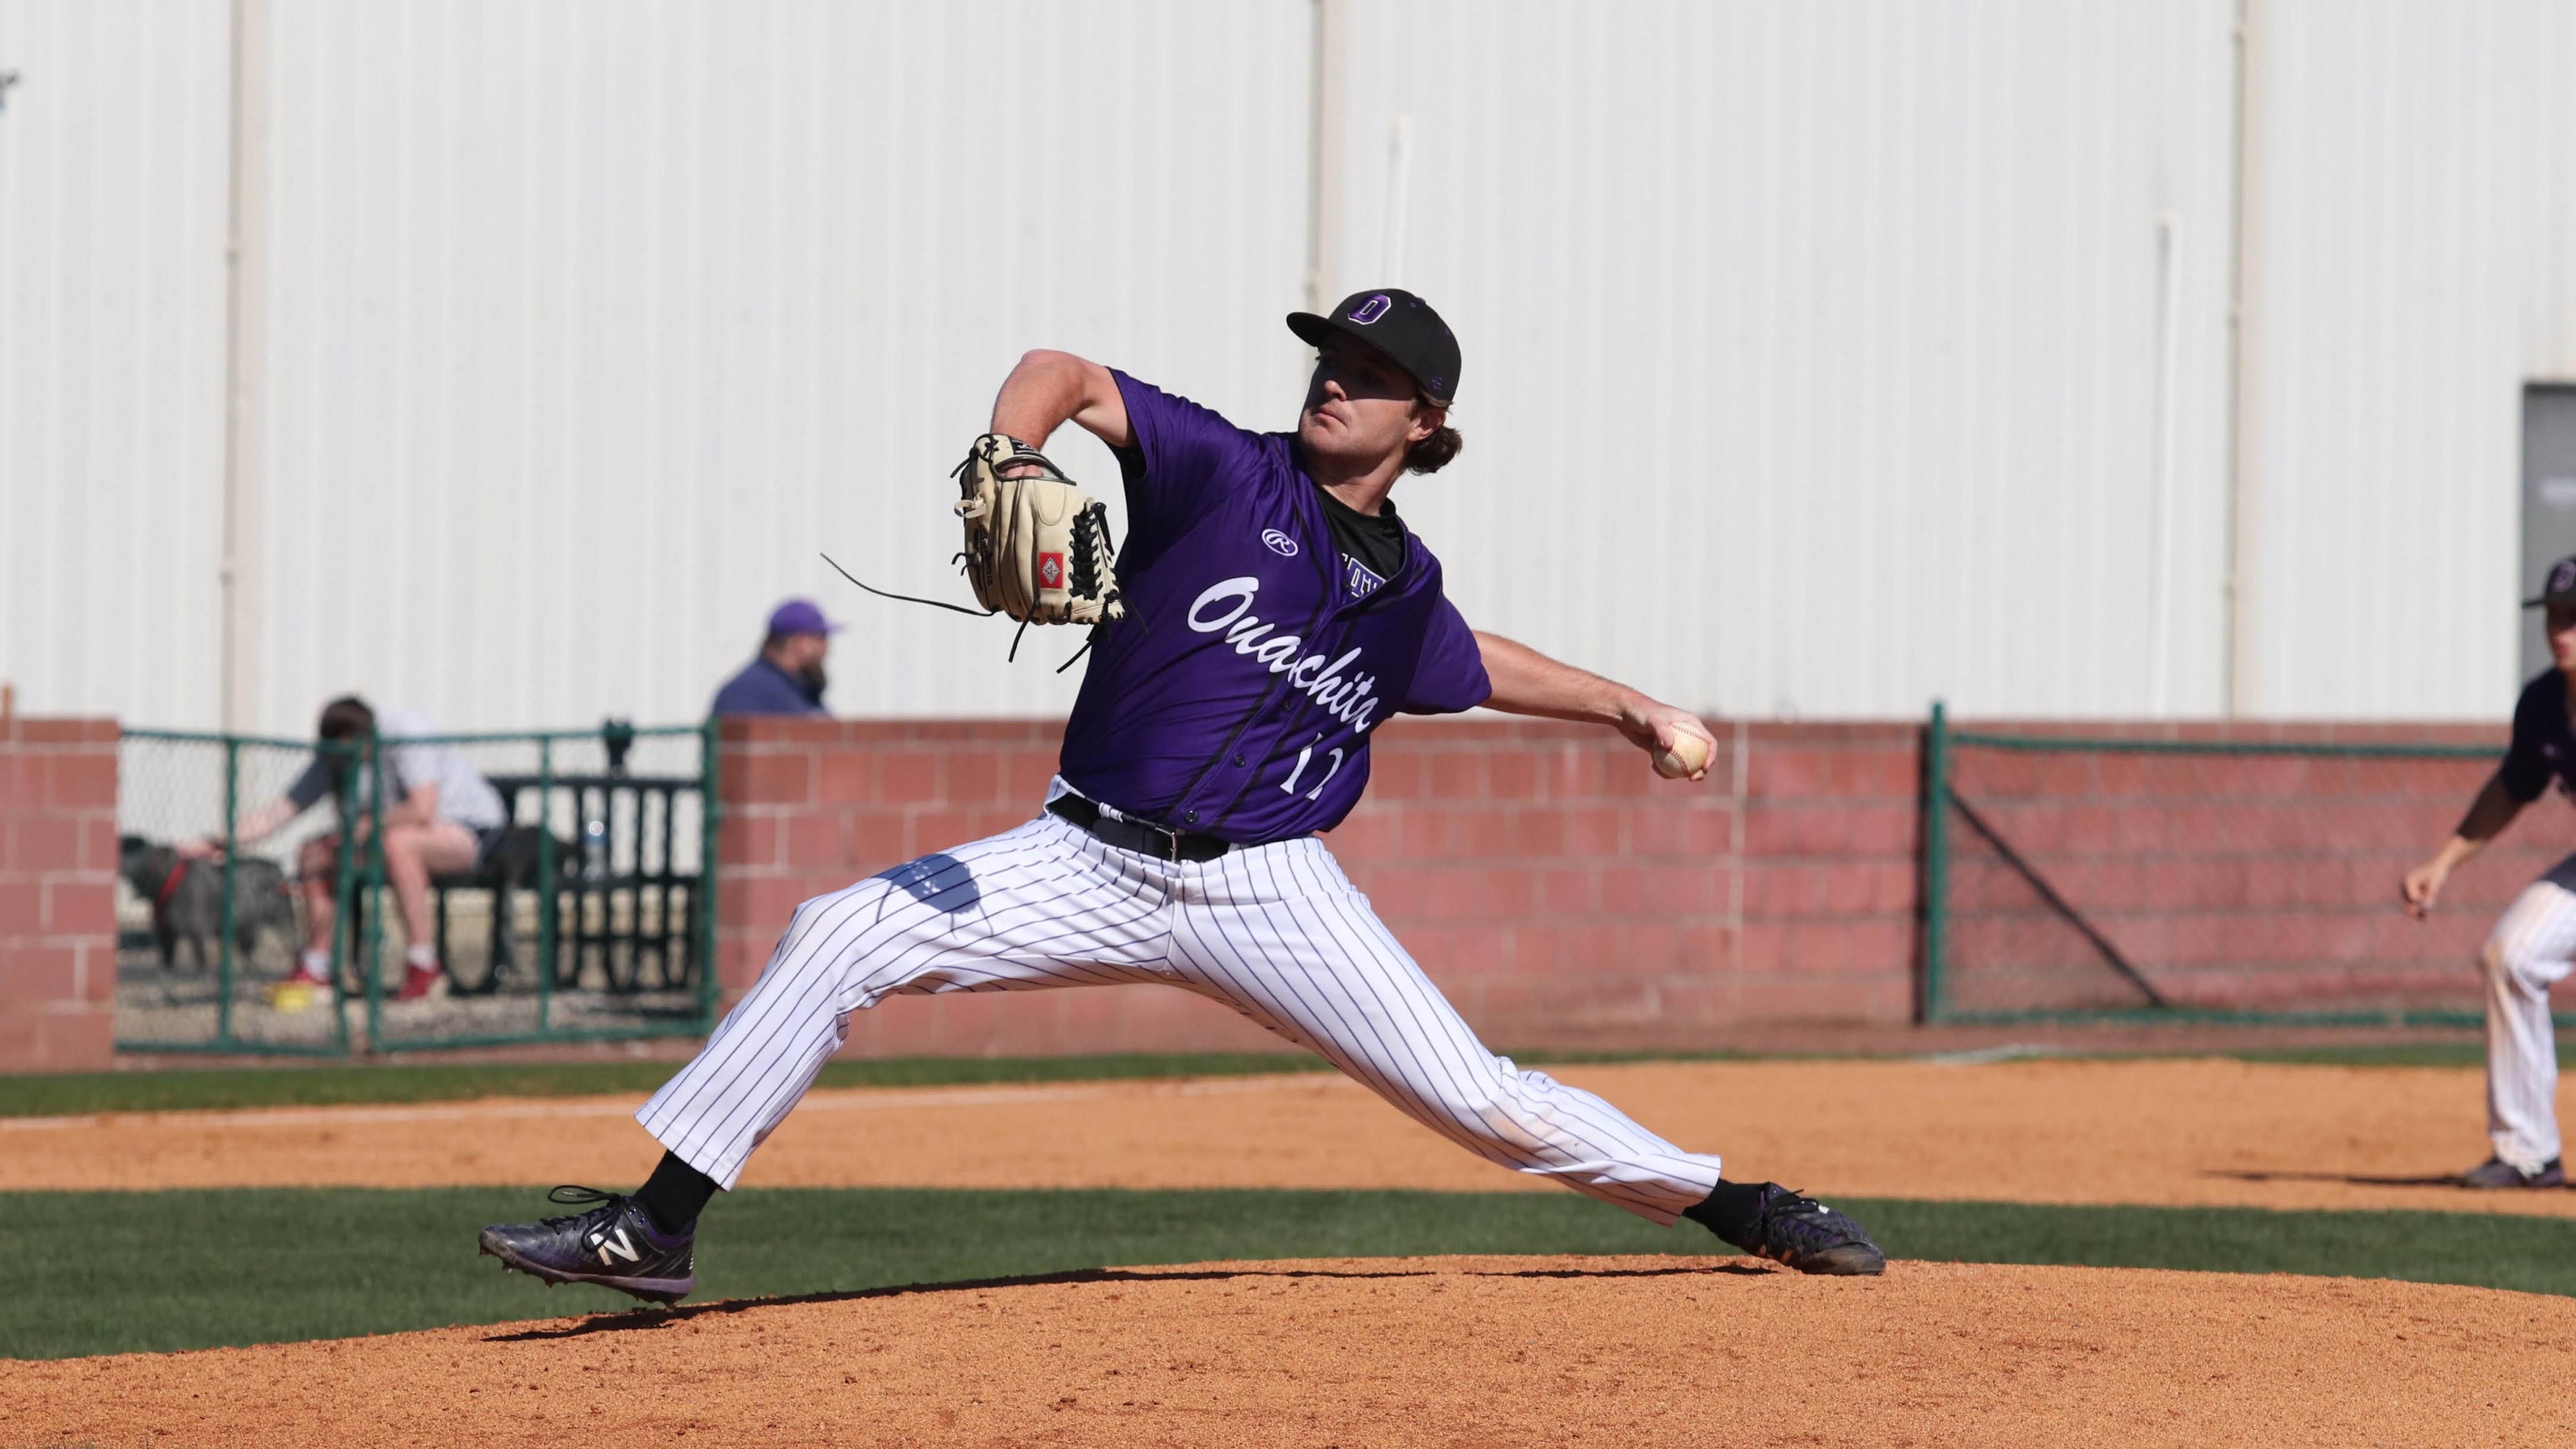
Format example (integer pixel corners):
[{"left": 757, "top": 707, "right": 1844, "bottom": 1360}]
[
  {"left": 1286, "top": 288, "right": 1462, "bottom": 407},
  {"left": 2528, "top": 555, "right": 2576, "bottom": 607}
]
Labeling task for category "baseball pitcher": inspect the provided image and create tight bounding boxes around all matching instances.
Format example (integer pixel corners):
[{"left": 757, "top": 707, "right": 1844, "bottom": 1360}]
[{"left": 479, "top": 290, "right": 1887, "bottom": 1302}]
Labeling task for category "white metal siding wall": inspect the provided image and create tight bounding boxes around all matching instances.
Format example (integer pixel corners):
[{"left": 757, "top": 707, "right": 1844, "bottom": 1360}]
[
  {"left": 2235, "top": 0, "right": 2576, "bottom": 717},
  {"left": 11, "top": 2, "right": 2571, "bottom": 732},
  {"left": 0, "top": 1, "right": 231, "bottom": 727},
  {"left": 1331, "top": 0, "right": 2241, "bottom": 719},
  {"left": 250, "top": 0, "right": 1310, "bottom": 734}
]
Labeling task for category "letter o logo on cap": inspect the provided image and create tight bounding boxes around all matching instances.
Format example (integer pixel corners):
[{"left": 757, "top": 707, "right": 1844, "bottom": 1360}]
[{"left": 1349, "top": 294, "right": 1392, "bottom": 325}]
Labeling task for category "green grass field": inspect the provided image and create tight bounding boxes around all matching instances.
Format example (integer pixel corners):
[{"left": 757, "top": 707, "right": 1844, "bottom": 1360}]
[
  {"left": 8, "top": 1046, "right": 2555, "bottom": 1363},
  {"left": 9, "top": 1186, "right": 2575, "bottom": 1360},
  {"left": 0, "top": 1053, "right": 1339, "bottom": 1118},
  {"left": 5, "top": 1039, "right": 2519, "bottom": 1119}
]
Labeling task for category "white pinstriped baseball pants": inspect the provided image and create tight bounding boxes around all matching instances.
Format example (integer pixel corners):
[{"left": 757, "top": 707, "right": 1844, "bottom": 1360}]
[
  {"left": 638, "top": 806, "right": 1725, "bottom": 1223},
  {"left": 2482, "top": 861, "right": 2576, "bottom": 1169}
]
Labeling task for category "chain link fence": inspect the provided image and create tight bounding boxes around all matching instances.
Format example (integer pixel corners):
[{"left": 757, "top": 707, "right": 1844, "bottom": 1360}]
[
  {"left": 116, "top": 722, "right": 718, "bottom": 1054},
  {"left": 115, "top": 732, "right": 360, "bottom": 1054},
  {"left": 1922, "top": 705, "right": 2576, "bottom": 1025}
]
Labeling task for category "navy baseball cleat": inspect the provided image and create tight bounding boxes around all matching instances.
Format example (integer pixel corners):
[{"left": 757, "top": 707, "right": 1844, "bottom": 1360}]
[
  {"left": 2460, "top": 1156, "right": 2565, "bottom": 1189},
  {"left": 479, "top": 1186, "right": 695, "bottom": 1304},
  {"left": 1701, "top": 1183, "right": 1888, "bottom": 1275}
]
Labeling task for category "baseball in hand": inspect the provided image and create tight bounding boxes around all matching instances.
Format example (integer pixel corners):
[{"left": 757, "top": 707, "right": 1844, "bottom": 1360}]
[{"left": 1652, "top": 729, "right": 1713, "bottom": 780}]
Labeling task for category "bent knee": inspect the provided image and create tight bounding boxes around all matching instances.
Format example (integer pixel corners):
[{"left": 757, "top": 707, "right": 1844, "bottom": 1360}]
[
  {"left": 790, "top": 877, "right": 890, "bottom": 928},
  {"left": 761, "top": 880, "right": 896, "bottom": 966},
  {"left": 2485, "top": 933, "right": 2567, "bottom": 990}
]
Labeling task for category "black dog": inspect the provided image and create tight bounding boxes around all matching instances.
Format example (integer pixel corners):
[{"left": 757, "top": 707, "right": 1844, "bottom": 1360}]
[{"left": 118, "top": 836, "right": 299, "bottom": 973}]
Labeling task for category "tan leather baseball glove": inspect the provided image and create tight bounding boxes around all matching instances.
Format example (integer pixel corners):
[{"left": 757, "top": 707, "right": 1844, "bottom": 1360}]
[{"left": 952, "top": 434, "right": 1125, "bottom": 627}]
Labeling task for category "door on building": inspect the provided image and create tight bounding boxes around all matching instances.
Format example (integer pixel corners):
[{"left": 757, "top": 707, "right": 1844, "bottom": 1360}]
[{"left": 2523, "top": 386, "right": 2576, "bottom": 680}]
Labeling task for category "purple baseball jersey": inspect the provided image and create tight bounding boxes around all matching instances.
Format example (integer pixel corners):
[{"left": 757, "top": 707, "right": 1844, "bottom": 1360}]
[{"left": 1054, "top": 372, "right": 1492, "bottom": 844}]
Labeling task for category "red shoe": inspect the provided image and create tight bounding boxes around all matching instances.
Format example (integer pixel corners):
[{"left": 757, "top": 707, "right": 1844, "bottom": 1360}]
[{"left": 395, "top": 963, "right": 450, "bottom": 1002}]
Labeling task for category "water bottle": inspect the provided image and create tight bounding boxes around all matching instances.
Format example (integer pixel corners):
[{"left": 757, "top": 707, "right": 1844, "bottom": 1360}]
[{"left": 583, "top": 813, "right": 609, "bottom": 880}]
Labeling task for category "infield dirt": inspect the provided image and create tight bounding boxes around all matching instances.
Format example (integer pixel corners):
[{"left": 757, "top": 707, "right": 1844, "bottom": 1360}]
[
  {"left": 7, "top": 1255, "right": 2569, "bottom": 1447},
  {"left": 5, "top": 1057, "right": 2564, "bottom": 1217},
  {"left": 14, "top": 1058, "right": 2576, "bottom": 1441}
]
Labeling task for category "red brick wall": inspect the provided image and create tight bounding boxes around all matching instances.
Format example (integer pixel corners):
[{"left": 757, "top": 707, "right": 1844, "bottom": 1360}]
[
  {"left": 715, "top": 717, "right": 1923, "bottom": 1055},
  {"left": 0, "top": 718, "right": 120, "bottom": 1071},
  {"left": 1328, "top": 719, "right": 1920, "bottom": 1044}
]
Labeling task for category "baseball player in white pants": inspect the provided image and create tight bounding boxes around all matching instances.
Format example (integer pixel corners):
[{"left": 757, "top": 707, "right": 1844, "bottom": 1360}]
[
  {"left": 643, "top": 798, "right": 1725, "bottom": 1216},
  {"left": 2402, "top": 554, "right": 2576, "bottom": 1189},
  {"left": 480, "top": 290, "right": 1887, "bottom": 1302}
]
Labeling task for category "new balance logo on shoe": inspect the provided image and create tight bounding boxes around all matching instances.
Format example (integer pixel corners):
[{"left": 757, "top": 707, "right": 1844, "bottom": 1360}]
[{"left": 481, "top": 1186, "right": 697, "bottom": 1306}]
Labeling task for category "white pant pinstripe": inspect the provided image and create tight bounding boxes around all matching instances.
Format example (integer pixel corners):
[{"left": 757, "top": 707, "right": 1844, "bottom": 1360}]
[
  {"left": 2483, "top": 862, "right": 2576, "bottom": 1169},
  {"left": 639, "top": 807, "right": 1726, "bottom": 1223}
]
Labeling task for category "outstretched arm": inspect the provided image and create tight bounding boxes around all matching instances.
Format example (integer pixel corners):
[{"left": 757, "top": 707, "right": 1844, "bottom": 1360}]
[
  {"left": 2402, "top": 771, "right": 2527, "bottom": 917},
  {"left": 990, "top": 350, "right": 1132, "bottom": 453},
  {"left": 178, "top": 795, "right": 300, "bottom": 858},
  {"left": 1473, "top": 631, "right": 1716, "bottom": 781}
]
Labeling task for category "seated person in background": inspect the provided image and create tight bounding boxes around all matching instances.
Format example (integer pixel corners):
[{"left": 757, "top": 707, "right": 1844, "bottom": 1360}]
[
  {"left": 710, "top": 599, "right": 838, "bottom": 718},
  {"left": 184, "top": 695, "right": 506, "bottom": 1002}
]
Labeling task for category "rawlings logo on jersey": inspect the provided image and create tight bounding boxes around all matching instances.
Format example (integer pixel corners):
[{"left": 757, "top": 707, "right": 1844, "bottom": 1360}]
[{"left": 1186, "top": 576, "right": 1382, "bottom": 732}]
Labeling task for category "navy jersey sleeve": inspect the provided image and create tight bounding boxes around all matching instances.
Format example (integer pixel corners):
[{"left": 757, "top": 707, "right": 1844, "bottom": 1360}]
[
  {"left": 1109, "top": 371, "right": 1264, "bottom": 558},
  {"left": 1400, "top": 597, "right": 1493, "bottom": 715},
  {"left": 284, "top": 757, "right": 337, "bottom": 812},
  {"left": 2499, "top": 672, "right": 2561, "bottom": 802}
]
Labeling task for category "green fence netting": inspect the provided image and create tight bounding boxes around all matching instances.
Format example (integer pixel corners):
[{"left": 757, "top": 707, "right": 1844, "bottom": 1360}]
[{"left": 1922, "top": 702, "right": 2576, "bottom": 1027}]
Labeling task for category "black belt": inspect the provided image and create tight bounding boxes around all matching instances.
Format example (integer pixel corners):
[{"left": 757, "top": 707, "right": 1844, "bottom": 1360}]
[{"left": 1047, "top": 795, "right": 1232, "bottom": 862}]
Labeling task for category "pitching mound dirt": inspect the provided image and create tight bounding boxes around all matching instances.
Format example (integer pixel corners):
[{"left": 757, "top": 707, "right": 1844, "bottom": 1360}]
[
  {"left": 9, "top": 1058, "right": 2568, "bottom": 1218},
  {"left": 7, "top": 1256, "right": 2571, "bottom": 1447}
]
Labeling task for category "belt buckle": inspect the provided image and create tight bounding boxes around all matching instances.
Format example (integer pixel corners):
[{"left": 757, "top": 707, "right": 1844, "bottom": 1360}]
[{"left": 1141, "top": 822, "right": 1182, "bottom": 861}]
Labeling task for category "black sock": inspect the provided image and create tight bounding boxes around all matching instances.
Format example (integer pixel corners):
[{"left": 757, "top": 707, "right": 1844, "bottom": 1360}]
[
  {"left": 633, "top": 1151, "right": 720, "bottom": 1237},
  {"left": 1682, "top": 1179, "right": 1771, "bottom": 1248}
]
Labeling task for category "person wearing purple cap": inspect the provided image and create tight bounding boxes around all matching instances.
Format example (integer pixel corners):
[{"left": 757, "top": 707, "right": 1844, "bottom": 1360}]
[
  {"left": 479, "top": 290, "right": 1884, "bottom": 1305},
  {"left": 710, "top": 599, "right": 838, "bottom": 718}
]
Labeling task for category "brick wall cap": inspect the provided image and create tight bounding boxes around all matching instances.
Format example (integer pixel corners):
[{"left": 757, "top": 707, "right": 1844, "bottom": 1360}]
[
  {"left": 720, "top": 717, "right": 1064, "bottom": 747},
  {"left": 3, "top": 718, "right": 121, "bottom": 745},
  {"left": 1951, "top": 718, "right": 2508, "bottom": 746},
  {"left": 1740, "top": 722, "right": 1920, "bottom": 746}
]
